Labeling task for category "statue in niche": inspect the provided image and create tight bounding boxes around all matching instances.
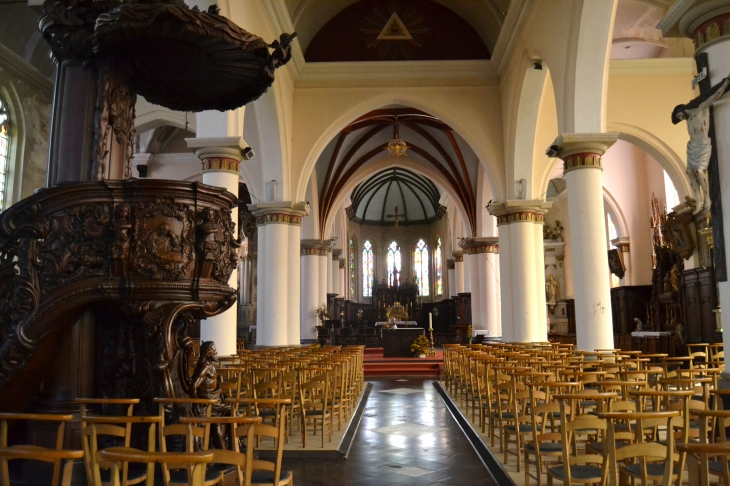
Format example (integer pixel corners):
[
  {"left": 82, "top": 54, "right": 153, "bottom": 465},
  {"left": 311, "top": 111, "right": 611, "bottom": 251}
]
[
  {"left": 633, "top": 318, "right": 643, "bottom": 332},
  {"left": 672, "top": 76, "right": 730, "bottom": 214},
  {"left": 553, "top": 221, "right": 564, "bottom": 241},
  {"left": 545, "top": 274, "right": 559, "bottom": 307}
]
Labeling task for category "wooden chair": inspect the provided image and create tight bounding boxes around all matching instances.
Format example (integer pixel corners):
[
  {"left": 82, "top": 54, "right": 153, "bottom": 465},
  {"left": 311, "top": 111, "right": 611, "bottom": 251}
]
[
  {"left": 249, "top": 409, "right": 293, "bottom": 486},
  {"left": 546, "top": 395, "right": 609, "bottom": 486},
  {"left": 598, "top": 410, "right": 680, "bottom": 486},
  {"left": 684, "top": 409, "right": 730, "bottom": 486},
  {"left": 524, "top": 385, "right": 568, "bottom": 486},
  {"left": 83, "top": 415, "right": 161, "bottom": 486},
  {"left": 76, "top": 398, "right": 139, "bottom": 486},
  {"left": 98, "top": 448, "right": 214, "bottom": 486},
  {"left": 298, "top": 369, "right": 333, "bottom": 448},
  {"left": 153, "top": 398, "right": 218, "bottom": 486},
  {"left": 0, "top": 413, "right": 82, "bottom": 486},
  {"left": 178, "top": 416, "right": 261, "bottom": 486}
]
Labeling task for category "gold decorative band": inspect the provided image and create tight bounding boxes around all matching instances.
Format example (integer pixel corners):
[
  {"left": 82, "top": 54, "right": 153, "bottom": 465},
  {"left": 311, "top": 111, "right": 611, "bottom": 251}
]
[
  {"left": 454, "top": 256, "right": 463, "bottom": 262},
  {"left": 692, "top": 12, "right": 730, "bottom": 50},
  {"left": 256, "top": 213, "right": 303, "bottom": 226},
  {"left": 202, "top": 157, "right": 240, "bottom": 173},
  {"left": 463, "top": 245, "right": 499, "bottom": 255},
  {"left": 496, "top": 211, "right": 544, "bottom": 226},
  {"left": 301, "top": 247, "right": 329, "bottom": 256},
  {"left": 563, "top": 153, "right": 602, "bottom": 173}
]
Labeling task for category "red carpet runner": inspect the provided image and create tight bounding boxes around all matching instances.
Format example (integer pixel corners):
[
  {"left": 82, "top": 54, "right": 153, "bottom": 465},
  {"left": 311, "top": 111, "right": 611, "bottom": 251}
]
[{"left": 363, "top": 348, "right": 443, "bottom": 376}]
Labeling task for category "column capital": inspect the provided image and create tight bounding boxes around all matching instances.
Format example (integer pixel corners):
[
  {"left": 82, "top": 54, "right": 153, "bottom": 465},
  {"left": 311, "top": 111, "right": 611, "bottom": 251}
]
[
  {"left": 300, "top": 239, "right": 331, "bottom": 256},
  {"left": 248, "top": 201, "right": 309, "bottom": 227},
  {"left": 550, "top": 133, "right": 619, "bottom": 174},
  {"left": 460, "top": 237, "right": 499, "bottom": 254},
  {"left": 332, "top": 249, "right": 343, "bottom": 260},
  {"left": 446, "top": 258, "right": 455, "bottom": 270},
  {"left": 658, "top": 0, "right": 730, "bottom": 51},
  {"left": 186, "top": 136, "right": 248, "bottom": 174},
  {"left": 489, "top": 200, "right": 552, "bottom": 226},
  {"left": 611, "top": 236, "right": 631, "bottom": 252},
  {"left": 452, "top": 250, "right": 463, "bottom": 262},
  {"left": 339, "top": 258, "right": 346, "bottom": 269}
]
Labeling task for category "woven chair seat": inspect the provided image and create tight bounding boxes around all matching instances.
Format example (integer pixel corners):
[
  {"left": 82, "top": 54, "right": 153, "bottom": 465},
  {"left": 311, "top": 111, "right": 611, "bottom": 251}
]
[{"left": 549, "top": 464, "right": 602, "bottom": 481}]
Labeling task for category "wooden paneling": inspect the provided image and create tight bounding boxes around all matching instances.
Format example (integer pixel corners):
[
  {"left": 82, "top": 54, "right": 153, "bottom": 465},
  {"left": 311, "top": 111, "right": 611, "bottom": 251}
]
[
  {"left": 610, "top": 286, "right": 653, "bottom": 335},
  {"left": 681, "top": 268, "right": 719, "bottom": 344}
]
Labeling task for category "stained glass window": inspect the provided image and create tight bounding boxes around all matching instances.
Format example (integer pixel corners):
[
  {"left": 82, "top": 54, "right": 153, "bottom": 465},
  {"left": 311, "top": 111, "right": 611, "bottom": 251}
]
[
  {"left": 414, "top": 239, "right": 429, "bottom": 296},
  {"left": 362, "top": 240, "right": 374, "bottom": 297},
  {"left": 387, "top": 241, "right": 401, "bottom": 287},
  {"left": 349, "top": 238, "right": 356, "bottom": 298},
  {"left": 0, "top": 98, "right": 9, "bottom": 212},
  {"left": 434, "top": 236, "right": 443, "bottom": 296}
]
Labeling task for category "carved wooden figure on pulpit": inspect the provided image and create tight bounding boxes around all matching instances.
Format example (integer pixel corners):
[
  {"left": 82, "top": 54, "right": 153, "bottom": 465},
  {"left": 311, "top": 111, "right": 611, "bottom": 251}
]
[{"left": 186, "top": 340, "right": 230, "bottom": 449}]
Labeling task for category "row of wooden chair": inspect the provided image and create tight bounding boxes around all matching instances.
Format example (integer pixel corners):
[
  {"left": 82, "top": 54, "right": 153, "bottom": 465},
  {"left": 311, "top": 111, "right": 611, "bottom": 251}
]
[{"left": 442, "top": 341, "right": 726, "bottom": 486}]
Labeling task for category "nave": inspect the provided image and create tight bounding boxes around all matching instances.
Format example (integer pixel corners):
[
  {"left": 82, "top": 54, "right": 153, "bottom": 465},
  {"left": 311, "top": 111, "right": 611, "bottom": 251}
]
[{"left": 284, "top": 378, "right": 494, "bottom": 486}]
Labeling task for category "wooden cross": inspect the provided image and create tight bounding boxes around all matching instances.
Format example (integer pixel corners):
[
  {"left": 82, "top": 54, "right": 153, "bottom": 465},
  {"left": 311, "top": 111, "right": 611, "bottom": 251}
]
[{"left": 386, "top": 206, "right": 403, "bottom": 228}]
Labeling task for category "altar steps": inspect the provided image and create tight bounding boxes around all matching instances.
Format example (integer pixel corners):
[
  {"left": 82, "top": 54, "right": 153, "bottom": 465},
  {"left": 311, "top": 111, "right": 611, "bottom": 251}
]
[{"left": 363, "top": 348, "right": 443, "bottom": 376}]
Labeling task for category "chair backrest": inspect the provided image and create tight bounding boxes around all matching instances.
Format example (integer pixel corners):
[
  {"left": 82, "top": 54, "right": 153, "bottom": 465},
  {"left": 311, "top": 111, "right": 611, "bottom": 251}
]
[
  {"left": 555, "top": 398, "right": 608, "bottom": 484},
  {"left": 83, "top": 415, "right": 162, "bottom": 486},
  {"left": 0, "top": 413, "right": 77, "bottom": 486},
  {"left": 598, "top": 410, "right": 680, "bottom": 486},
  {"left": 98, "top": 448, "right": 213, "bottom": 486},
  {"left": 179, "top": 416, "right": 261, "bottom": 486}
]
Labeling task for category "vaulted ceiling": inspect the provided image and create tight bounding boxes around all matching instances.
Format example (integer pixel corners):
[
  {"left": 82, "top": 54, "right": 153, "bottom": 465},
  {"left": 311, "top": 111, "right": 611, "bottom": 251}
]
[
  {"left": 284, "top": 0, "right": 510, "bottom": 57},
  {"left": 347, "top": 168, "right": 445, "bottom": 226},
  {"left": 316, "top": 107, "right": 478, "bottom": 236}
]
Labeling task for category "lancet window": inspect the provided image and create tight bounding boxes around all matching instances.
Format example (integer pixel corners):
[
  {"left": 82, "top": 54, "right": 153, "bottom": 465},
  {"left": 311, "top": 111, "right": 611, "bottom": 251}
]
[
  {"left": 414, "top": 239, "right": 429, "bottom": 296},
  {"left": 0, "top": 99, "right": 9, "bottom": 212},
  {"left": 434, "top": 236, "right": 443, "bottom": 296},
  {"left": 362, "top": 240, "right": 374, "bottom": 297},
  {"left": 387, "top": 241, "right": 401, "bottom": 287}
]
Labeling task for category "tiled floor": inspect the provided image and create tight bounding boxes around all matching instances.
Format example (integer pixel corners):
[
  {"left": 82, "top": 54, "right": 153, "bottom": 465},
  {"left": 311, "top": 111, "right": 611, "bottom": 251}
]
[{"left": 283, "top": 378, "right": 497, "bottom": 485}]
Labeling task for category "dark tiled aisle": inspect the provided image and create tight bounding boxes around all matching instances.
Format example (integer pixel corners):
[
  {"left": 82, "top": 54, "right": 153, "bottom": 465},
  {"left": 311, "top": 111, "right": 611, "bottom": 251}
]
[{"left": 283, "top": 378, "right": 497, "bottom": 486}]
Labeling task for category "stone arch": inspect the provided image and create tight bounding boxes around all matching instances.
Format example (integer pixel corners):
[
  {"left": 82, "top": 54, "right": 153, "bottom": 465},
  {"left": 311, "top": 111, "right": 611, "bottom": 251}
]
[
  {"left": 295, "top": 92, "right": 504, "bottom": 206},
  {"left": 607, "top": 122, "right": 690, "bottom": 200},
  {"left": 603, "top": 187, "right": 628, "bottom": 239},
  {"left": 510, "top": 58, "right": 550, "bottom": 200}
]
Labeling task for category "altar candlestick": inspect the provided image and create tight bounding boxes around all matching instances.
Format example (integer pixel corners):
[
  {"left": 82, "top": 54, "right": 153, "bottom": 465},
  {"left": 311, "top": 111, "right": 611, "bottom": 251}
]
[{"left": 429, "top": 312, "right": 433, "bottom": 330}]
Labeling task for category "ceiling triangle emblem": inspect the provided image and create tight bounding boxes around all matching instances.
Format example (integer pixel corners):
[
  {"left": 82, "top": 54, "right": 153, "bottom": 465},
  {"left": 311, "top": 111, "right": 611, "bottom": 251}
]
[{"left": 377, "top": 12, "right": 413, "bottom": 41}]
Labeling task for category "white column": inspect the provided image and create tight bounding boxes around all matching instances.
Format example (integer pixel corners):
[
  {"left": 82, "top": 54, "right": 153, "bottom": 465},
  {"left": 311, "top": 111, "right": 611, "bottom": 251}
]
[
  {"left": 249, "top": 202, "right": 309, "bottom": 346},
  {"left": 659, "top": 9, "right": 730, "bottom": 379},
  {"left": 186, "top": 137, "right": 244, "bottom": 356},
  {"left": 287, "top": 225, "right": 301, "bottom": 345},
  {"left": 534, "top": 223, "right": 548, "bottom": 342},
  {"left": 300, "top": 241, "right": 323, "bottom": 342},
  {"left": 698, "top": 32, "right": 730, "bottom": 370},
  {"left": 498, "top": 225, "right": 513, "bottom": 342},
  {"left": 468, "top": 251, "right": 482, "bottom": 330},
  {"left": 463, "top": 252, "right": 472, "bottom": 293},
  {"left": 492, "top": 251, "right": 502, "bottom": 337},
  {"left": 447, "top": 259, "right": 455, "bottom": 298},
  {"left": 490, "top": 202, "right": 552, "bottom": 343},
  {"left": 453, "top": 251, "right": 465, "bottom": 293},
  {"left": 319, "top": 244, "right": 330, "bottom": 310},
  {"left": 339, "top": 259, "right": 346, "bottom": 298},
  {"left": 510, "top": 220, "right": 538, "bottom": 342},
  {"left": 553, "top": 133, "right": 618, "bottom": 351},
  {"left": 482, "top": 240, "right": 500, "bottom": 338},
  {"left": 327, "top": 249, "right": 334, "bottom": 294},
  {"left": 331, "top": 249, "right": 342, "bottom": 297}
]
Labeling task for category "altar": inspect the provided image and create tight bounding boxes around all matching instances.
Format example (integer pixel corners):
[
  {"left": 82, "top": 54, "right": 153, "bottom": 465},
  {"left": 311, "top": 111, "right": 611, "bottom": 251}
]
[
  {"left": 375, "top": 321, "right": 419, "bottom": 328},
  {"left": 381, "top": 328, "right": 425, "bottom": 357}
]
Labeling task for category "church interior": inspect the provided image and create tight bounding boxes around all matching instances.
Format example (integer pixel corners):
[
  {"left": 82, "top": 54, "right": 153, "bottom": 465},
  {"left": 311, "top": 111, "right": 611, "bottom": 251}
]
[{"left": 1, "top": 0, "right": 730, "bottom": 485}]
